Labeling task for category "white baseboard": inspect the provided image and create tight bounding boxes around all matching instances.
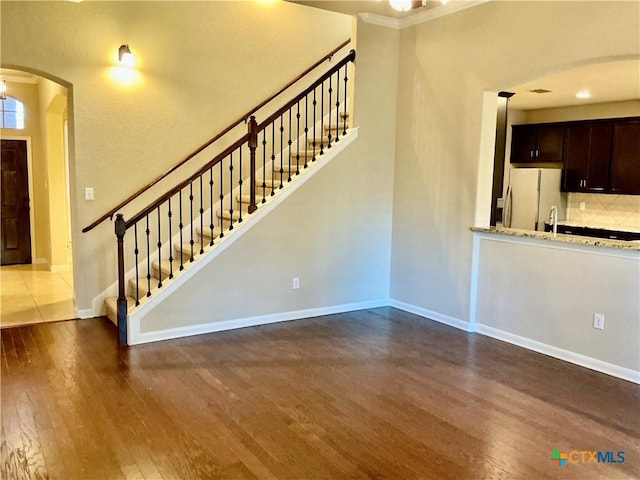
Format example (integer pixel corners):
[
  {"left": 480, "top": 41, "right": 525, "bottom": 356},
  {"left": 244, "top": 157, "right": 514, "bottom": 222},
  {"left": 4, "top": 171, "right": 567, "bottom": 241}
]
[
  {"left": 387, "top": 299, "right": 638, "bottom": 384},
  {"left": 129, "top": 298, "right": 388, "bottom": 345},
  {"left": 92, "top": 130, "right": 360, "bottom": 328},
  {"left": 476, "top": 323, "right": 640, "bottom": 384},
  {"left": 77, "top": 308, "right": 96, "bottom": 319},
  {"left": 125, "top": 294, "right": 638, "bottom": 383},
  {"left": 389, "top": 299, "right": 472, "bottom": 332}
]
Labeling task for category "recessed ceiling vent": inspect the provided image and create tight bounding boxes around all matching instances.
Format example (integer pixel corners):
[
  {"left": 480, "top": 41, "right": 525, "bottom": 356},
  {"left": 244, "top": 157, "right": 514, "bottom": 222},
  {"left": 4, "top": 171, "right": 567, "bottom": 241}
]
[{"left": 529, "top": 88, "right": 552, "bottom": 94}]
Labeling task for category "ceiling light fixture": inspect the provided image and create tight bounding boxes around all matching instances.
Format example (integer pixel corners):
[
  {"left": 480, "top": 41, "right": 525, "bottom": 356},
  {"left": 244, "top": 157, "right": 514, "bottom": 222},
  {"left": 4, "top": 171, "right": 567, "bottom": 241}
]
[
  {"left": 389, "top": 0, "right": 414, "bottom": 12},
  {"left": 389, "top": 0, "right": 430, "bottom": 12},
  {"left": 576, "top": 90, "right": 591, "bottom": 99},
  {"left": 118, "top": 44, "right": 136, "bottom": 67},
  {"left": 0, "top": 80, "right": 6, "bottom": 100}
]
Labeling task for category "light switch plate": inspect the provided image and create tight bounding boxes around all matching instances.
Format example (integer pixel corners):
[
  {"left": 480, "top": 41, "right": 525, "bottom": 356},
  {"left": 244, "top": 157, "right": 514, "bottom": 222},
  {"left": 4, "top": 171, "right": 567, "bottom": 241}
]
[{"left": 85, "top": 187, "right": 94, "bottom": 200}]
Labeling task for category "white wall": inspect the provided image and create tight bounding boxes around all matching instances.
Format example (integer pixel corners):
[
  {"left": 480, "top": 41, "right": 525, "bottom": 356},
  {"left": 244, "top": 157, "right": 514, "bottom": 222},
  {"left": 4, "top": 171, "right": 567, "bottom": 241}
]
[
  {"left": 474, "top": 234, "right": 639, "bottom": 380},
  {"left": 1, "top": 1, "right": 352, "bottom": 312},
  {"left": 139, "top": 138, "right": 389, "bottom": 333},
  {"left": 390, "top": 1, "right": 640, "bottom": 324},
  {"left": 138, "top": 18, "right": 399, "bottom": 336},
  {"left": 38, "top": 77, "right": 70, "bottom": 270}
]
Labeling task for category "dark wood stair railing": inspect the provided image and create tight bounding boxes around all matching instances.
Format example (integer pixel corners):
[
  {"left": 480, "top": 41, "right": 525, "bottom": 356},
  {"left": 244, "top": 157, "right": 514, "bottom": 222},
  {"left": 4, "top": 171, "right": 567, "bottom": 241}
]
[
  {"left": 82, "top": 39, "right": 351, "bottom": 234},
  {"left": 109, "top": 48, "right": 356, "bottom": 345}
]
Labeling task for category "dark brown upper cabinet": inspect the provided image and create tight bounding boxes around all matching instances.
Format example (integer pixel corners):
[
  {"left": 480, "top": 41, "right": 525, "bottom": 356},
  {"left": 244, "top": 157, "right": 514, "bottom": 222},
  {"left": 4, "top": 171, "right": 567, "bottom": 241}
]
[
  {"left": 561, "top": 121, "right": 612, "bottom": 193},
  {"left": 510, "top": 124, "right": 564, "bottom": 163},
  {"left": 610, "top": 118, "right": 640, "bottom": 195},
  {"left": 512, "top": 116, "right": 639, "bottom": 194}
]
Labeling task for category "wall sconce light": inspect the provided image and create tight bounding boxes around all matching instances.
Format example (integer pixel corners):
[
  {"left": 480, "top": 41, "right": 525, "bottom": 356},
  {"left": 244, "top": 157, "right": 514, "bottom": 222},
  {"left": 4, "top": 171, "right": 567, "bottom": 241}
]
[
  {"left": 118, "top": 44, "right": 136, "bottom": 67},
  {"left": 0, "top": 80, "right": 6, "bottom": 100}
]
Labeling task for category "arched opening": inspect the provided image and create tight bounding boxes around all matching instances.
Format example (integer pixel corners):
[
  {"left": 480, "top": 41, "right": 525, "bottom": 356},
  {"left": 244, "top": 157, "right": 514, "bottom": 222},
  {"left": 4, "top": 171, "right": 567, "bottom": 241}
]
[
  {"left": 0, "top": 68, "right": 76, "bottom": 327},
  {"left": 476, "top": 57, "right": 640, "bottom": 230}
]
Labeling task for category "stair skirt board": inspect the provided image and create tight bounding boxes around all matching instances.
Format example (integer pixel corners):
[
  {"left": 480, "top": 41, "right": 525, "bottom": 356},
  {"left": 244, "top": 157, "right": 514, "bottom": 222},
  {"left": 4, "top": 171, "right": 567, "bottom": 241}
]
[
  {"left": 129, "top": 299, "right": 387, "bottom": 345},
  {"left": 94, "top": 119, "right": 354, "bottom": 320},
  {"left": 131, "top": 128, "right": 357, "bottom": 305},
  {"left": 115, "top": 121, "right": 351, "bottom": 293},
  {"left": 105, "top": 128, "right": 359, "bottom": 334}
]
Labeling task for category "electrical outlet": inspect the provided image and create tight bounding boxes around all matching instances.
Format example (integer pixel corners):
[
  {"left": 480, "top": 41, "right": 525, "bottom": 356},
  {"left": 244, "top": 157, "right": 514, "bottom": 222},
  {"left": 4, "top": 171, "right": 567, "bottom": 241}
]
[
  {"left": 579, "top": 202, "right": 586, "bottom": 211},
  {"left": 593, "top": 313, "right": 605, "bottom": 330},
  {"left": 292, "top": 277, "right": 300, "bottom": 289}
]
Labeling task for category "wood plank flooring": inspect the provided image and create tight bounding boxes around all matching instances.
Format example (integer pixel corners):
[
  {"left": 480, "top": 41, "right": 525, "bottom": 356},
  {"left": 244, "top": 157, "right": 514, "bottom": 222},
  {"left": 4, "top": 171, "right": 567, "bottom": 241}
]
[{"left": 1, "top": 307, "right": 638, "bottom": 479}]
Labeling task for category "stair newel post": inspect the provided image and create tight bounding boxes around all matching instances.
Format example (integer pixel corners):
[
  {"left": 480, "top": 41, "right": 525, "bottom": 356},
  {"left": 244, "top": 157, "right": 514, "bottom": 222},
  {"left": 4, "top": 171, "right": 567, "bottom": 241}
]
[
  {"left": 115, "top": 214, "right": 128, "bottom": 346},
  {"left": 248, "top": 115, "right": 258, "bottom": 214}
]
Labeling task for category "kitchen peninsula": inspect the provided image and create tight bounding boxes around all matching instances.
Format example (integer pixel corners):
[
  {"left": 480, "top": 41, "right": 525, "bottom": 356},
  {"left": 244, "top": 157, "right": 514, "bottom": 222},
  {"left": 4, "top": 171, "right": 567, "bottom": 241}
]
[{"left": 469, "top": 226, "right": 639, "bottom": 384}]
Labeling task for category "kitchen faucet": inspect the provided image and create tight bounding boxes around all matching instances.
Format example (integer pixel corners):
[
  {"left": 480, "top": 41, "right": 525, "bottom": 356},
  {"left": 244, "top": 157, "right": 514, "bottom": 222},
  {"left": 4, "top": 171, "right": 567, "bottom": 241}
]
[{"left": 549, "top": 205, "right": 558, "bottom": 237}]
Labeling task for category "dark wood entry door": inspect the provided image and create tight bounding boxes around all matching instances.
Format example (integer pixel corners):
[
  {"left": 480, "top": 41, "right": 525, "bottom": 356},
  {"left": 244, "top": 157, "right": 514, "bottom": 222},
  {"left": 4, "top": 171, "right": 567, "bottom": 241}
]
[{"left": 1, "top": 140, "right": 32, "bottom": 265}]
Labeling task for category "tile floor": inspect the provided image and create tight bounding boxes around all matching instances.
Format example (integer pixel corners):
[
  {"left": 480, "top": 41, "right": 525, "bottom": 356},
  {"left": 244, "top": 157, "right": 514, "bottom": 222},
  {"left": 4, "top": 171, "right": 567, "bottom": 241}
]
[{"left": 0, "top": 263, "right": 76, "bottom": 328}]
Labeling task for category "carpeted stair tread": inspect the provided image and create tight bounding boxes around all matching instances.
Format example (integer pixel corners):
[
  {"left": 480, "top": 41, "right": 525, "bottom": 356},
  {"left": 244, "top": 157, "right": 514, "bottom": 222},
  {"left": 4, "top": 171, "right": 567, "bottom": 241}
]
[
  {"left": 152, "top": 258, "right": 184, "bottom": 279},
  {"left": 175, "top": 240, "right": 211, "bottom": 259},
  {"left": 105, "top": 296, "right": 136, "bottom": 325},
  {"left": 128, "top": 276, "right": 161, "bottom": 300}
]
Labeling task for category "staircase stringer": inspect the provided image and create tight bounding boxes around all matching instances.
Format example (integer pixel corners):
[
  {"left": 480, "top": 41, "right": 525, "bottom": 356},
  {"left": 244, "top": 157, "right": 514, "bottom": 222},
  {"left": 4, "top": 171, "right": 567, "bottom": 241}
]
[
  {"left": 126, "top": 112, "right": 347, "bottom": 296},
  {"left": 93, "top": 114, "right": 349, "bottom": 317},
  {"left": 125, "top": 128, "right": 359, "bottom": 344}
]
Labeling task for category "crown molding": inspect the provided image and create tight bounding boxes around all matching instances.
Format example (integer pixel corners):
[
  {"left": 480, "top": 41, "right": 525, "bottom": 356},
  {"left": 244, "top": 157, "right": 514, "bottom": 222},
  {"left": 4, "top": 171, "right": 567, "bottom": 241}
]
[
  {"left": 402, "top": 0, "right": 491, "bottom": 28},
  {"left": 360, "top": 0, "right": 492, "bottom": 30},
  {"left": 358, "top": 13, "right": 403, "bottom": 30}
]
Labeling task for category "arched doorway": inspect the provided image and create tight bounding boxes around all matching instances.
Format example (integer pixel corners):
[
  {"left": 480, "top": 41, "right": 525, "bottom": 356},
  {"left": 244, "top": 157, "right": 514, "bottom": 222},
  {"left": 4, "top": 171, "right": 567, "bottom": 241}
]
[
  {"left": 0, "top": 68, "right": 76, "bottom": 327},
  {"left": 476, "top": 57, "right": 640, "bottom": 229}
]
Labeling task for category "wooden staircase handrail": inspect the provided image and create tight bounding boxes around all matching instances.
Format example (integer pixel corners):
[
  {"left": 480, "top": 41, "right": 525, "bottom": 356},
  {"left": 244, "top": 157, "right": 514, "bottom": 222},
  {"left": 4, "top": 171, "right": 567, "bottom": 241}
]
[
  {"left": 124, "top": 133, "right": 249, "bottom": 229},
  {"left": 257, "top": 50, "right": 356, "bottom": 132},
  {"left": 82, "top": 38, "right": 351, "bottom": 234},
  {"left": 122, "top": 48, "right": 356, "bottom": 232}
]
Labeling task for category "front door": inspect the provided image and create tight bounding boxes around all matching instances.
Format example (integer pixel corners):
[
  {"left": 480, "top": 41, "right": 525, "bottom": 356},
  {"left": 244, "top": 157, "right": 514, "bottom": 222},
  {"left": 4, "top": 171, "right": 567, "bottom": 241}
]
[{"left": 1, "top": 140, "right": 32, "bottom": 265}]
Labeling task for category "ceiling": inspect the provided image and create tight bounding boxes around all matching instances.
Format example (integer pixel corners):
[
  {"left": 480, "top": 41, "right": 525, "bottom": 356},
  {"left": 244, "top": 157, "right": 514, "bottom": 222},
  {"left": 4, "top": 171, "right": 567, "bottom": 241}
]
[
  {"left": 289, "top": 0, "right": 491, "bottom": 26},
  {"left": 3, "top": 3, "right": 637, "bottom": 112},
  {"left": 1, "top": 68, "right": 39, "bottom": 85},
  {"left": 291, "top": 1, "right": 639, "bottom": 111},
  {"left": 291, "top": 0, "right": 442, "bottom": 19},
  {"left": 507, "top": 59, "right": 640, "bottom": 111}
]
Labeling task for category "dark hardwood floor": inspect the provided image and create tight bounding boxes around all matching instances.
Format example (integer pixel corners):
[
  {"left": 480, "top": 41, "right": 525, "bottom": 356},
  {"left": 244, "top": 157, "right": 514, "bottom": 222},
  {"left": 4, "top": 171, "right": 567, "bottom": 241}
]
[{"left": 1, "top": 307, "right": 638, "bottom": 479}]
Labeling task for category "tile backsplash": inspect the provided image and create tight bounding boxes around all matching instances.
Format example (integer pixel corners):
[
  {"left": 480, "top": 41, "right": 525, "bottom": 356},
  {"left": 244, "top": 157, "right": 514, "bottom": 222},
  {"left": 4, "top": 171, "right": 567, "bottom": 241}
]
[{"left": 567, "top": 193, "right": 640, "bottom": 231}]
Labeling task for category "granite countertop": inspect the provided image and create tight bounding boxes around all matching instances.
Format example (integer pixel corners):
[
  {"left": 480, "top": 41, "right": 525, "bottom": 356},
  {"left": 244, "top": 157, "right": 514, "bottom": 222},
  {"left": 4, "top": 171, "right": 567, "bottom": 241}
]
[{"left": 471, "top": 226, "right": 640, "bottom": 251}]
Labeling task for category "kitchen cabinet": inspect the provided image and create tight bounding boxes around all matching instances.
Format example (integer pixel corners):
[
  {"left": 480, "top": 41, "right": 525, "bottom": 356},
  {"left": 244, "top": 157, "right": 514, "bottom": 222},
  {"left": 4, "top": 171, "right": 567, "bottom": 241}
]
[
  {"left": 561, "top": 121, "right": 611, "bottom": 192},
  {"left": 610, "top": 118, "right": 640, "bottom": 195},
  {"left": 510, "top": 117, "right": 639, "bottom": 193},
  {"left": 510, "top": 124, "right": 564, "bottom": 163}
]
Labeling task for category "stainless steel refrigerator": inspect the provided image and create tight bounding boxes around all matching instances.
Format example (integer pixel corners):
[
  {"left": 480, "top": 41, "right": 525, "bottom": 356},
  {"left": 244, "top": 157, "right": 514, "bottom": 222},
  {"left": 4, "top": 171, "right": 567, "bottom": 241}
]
[{"left": 503, "top": 168, "right": 567, "bottom": 231}]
